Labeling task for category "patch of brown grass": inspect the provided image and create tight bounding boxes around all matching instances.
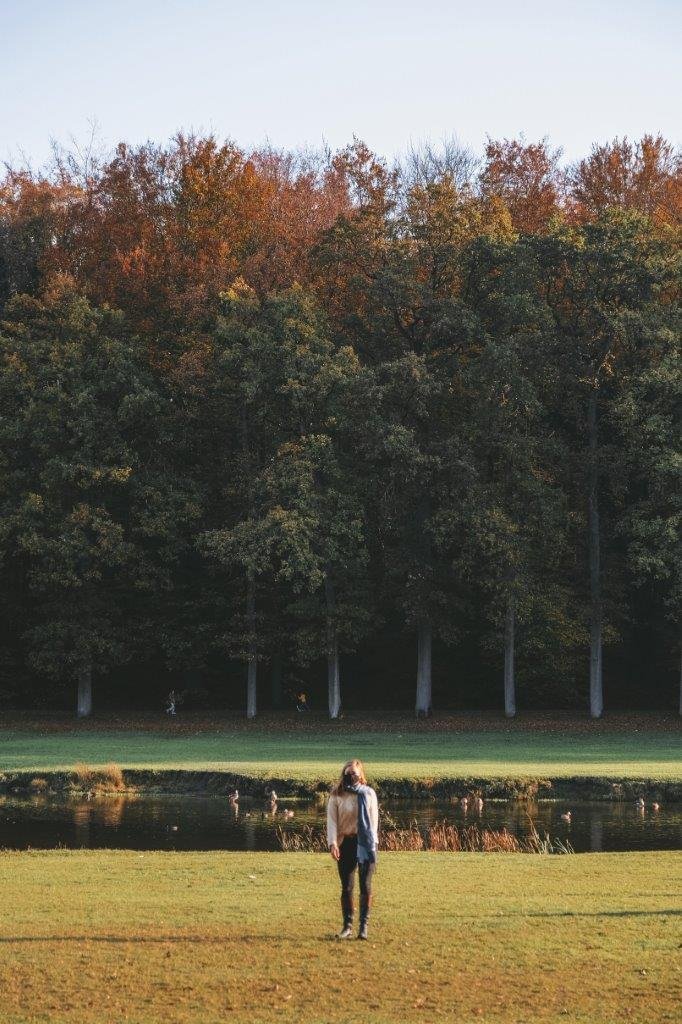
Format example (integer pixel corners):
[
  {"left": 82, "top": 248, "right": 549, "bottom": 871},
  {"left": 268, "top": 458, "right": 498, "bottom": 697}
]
[
  {"left": 0, "top": 850, "right": 677, "bottom": 1024},
  {"left": 70, "top": 761, "right": 125, "bottom": 792}
]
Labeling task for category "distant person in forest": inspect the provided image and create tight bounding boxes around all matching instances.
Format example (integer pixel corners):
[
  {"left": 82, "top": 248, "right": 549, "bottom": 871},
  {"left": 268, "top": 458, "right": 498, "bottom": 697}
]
[{"left": 326, "top": 759, "right": 379, "bottom": 940}]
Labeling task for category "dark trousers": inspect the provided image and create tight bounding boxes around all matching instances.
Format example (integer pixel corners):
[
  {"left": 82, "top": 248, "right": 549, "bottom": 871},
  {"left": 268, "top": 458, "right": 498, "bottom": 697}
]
[{"left": 337, "top": 835, "right": 376, "bottom": 924}]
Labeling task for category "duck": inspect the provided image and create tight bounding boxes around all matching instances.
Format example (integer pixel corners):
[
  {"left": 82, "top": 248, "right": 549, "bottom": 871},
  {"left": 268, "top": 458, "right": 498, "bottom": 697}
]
[
  {"left": 560, "top": 811, "right": 572, "bottom": 822},
  {"left": 282, "top": 808, "right": 294, "bottom": 818}
]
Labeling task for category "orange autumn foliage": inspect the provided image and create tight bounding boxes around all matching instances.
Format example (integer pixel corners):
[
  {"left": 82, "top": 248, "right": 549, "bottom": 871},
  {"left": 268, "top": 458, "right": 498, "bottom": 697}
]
[
  {"left": 570, "top": 134, "right": 681, "bottom": 227},
  {"left": 38, "top": 135, "right": 350, "bottom": 335},
  {"left": 243, "top": 147, "right": 350, "bottom": 294},
  {"left": 479, "top": 138, "right": 564, "bottom": 234},
  {"left": 0, "top": 169, "right": 76, "bottom": 299},
  {"left": 2, "top": 131, "right": 679, "bottom": 347}
]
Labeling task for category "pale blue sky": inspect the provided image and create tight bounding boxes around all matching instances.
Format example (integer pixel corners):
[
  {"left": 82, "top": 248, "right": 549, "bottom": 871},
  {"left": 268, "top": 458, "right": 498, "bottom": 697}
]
[{"left": 1, "top": 0, "right": 680, "bottom": 169}]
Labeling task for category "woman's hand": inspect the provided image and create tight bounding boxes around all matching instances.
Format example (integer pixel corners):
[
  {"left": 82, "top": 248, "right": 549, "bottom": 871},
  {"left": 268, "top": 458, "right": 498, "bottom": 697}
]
[{"left": 329, "top": 843, "right": 340, "bottom": 861}]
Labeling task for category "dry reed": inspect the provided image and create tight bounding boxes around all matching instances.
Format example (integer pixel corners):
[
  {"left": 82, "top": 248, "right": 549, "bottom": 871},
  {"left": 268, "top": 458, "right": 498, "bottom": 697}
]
[
  {"left": 71, "top": 762, "right": 125, "bottom": 792},
  {"left": 276, "top": 818, "right": 574, "bottom": 854}
]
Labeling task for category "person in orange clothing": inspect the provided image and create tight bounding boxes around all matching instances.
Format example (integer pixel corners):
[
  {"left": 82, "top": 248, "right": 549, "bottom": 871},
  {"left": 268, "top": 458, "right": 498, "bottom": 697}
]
[{"left": 326, "top": 759, "right": 379, "bottom": 940}]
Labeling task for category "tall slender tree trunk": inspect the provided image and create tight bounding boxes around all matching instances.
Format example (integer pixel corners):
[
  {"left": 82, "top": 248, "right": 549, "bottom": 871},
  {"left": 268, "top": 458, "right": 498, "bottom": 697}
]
[
  {"left": 270, "top": 652, "right": 283, "bottom": 710},
  {"left": 325, "top": 576, "right": 341, "bottom": 719},
  {"left": 76, "top": 661, "right": 92, "bottom": 718},
  {"left": 246, "top": 573, "right": 257, "bottom": 719},
  {"left": 414, "top": 488, "right": 433, "bottom": 718},
  {"left": 588, "top": 388, "right": 603, "bottom": 718},
  {"left": 415, "top": 620, "right": 432, "bottom": 717},
  {"left": 678, "top": 637, "right": 681, "bottom": 717},
  {"left": 504, "top": 596, "right": 516, "bottom": 718}
]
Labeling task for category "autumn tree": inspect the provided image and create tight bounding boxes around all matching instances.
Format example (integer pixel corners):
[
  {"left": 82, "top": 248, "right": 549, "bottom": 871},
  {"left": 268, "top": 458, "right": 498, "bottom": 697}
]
[
  {"left": 479, "top": 137, "right": 564, "bottom": 234},
  {"left": 538, "top": 212, "right": 676, "bottom": 716},
  {"left": 26, "top": 136, "right": 349, "bottom": 342},
  {"left": 570, "top": 134, "right": 681, "bottom": 227},
  {"left": 436, "top": 235, "right": 570, "bottom": 716},
  {"left": 0, "top": 171, "right": 73, "bottom": 312},
  {"left": 198, "top": 284, "right": 368, "bottom": 717},
  {"left": 0, "top": 286, "right": 166, "bottom": 715},
  {"left": 615, "top": 334, "right": 682, "bottom": 712},
  {"left": 318, "top": 142, "right": 513, "bottom": 714}
]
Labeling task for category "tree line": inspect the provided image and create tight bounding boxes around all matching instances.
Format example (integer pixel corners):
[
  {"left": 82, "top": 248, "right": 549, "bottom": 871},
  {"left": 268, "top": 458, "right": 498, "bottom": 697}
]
[{"left": 0, "top": 133, "right": 679, "bottom": 718}]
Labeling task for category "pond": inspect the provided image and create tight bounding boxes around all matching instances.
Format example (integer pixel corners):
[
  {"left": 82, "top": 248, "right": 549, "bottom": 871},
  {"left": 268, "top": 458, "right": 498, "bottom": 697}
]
[{"left": 1, "top": 794, "right": 680, "bottom": 852}]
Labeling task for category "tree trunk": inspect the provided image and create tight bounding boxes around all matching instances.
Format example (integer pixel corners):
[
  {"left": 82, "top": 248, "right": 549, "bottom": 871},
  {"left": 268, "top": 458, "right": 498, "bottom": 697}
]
[
  {"left": 678, "top": 640, "right": 681, "bottom": 717},
  {"left": 415, "top": 620, "right": 432, "bottom": 717},
  {"left": 588, "top": 388, "right": 603, "bottom": 718},
  {"left": 246, "top": 573, "right": 257, "bottom": 719},
  {"left": 325, "top": 576, "right": 341, "bottom": 719},
  {"left": 270, "top": 652, "right": 283, "bottom": 710},
  {"left": 413, "top": 486, "right": 434, "bottom": 718},
  {"left": 76, "top": 662, "right": 92, "bottom": 718},
  {"left": 504, "top": 597, "right": 516, "bottom": 718}
]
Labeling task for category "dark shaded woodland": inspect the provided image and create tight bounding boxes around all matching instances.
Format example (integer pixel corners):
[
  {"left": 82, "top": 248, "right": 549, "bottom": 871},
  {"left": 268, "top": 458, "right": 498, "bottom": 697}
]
[{"left": 0, "top": 134, "right": 679, "bottom": 717}]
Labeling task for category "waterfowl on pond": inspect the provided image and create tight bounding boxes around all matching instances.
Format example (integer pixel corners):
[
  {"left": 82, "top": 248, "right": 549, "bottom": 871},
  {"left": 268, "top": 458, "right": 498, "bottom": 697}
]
[{"left": 560, "top": 811, "right": 572, "bottom": 822}]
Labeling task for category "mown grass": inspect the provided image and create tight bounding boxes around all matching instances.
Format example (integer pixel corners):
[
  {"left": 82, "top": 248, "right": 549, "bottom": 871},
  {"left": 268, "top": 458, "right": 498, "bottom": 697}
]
[
  {"left": 0, "top": 849, "right": 679, "bottom": 1023},
  {"left": 1, "top": 728, "right": 680, "bottom": 783}
]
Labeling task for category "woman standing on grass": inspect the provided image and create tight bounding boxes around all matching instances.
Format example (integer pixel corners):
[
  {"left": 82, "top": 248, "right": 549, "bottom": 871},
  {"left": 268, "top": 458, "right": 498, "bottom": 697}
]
[{"left": 327, "top": 758, "right": 379, "bottom": 940}]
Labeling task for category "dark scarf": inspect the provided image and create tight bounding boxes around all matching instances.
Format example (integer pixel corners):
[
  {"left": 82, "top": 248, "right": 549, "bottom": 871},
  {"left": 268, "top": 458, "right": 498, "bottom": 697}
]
[{"left": 344, "top": 780, "right": 378, "bottom": 864}]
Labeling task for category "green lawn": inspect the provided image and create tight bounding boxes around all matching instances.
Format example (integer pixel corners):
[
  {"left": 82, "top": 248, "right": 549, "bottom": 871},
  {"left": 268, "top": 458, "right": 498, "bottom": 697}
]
[
  {"left": 1, "top": 728, "right": 680, "bottom": 783},
  {"left": 0, "top": 849, "right": 679, "bottom": 1023}
]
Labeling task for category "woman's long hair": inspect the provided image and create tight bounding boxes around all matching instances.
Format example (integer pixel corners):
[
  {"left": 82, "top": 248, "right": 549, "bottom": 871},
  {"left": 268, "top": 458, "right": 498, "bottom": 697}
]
[{"left": 332, "top": 758, "right": 367, "bottom": 796}]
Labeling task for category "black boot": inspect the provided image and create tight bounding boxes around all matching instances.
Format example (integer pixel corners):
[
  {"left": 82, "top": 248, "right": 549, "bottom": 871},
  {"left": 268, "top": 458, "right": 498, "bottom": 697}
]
[
  {"left": 337, "top": 894, "right": 354, "bottom": 939},
  {"left": 357, "top": 894, "right": 372, "bottom": 940}
]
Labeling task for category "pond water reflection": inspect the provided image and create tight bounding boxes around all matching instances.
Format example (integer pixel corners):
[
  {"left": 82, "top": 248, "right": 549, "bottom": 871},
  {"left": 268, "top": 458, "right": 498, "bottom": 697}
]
[{"left": 1, "top": 794, "right": 680, "bottom": 853}]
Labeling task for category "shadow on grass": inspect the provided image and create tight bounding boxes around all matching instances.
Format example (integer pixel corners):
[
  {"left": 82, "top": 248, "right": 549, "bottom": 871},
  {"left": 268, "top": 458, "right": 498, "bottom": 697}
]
[{"left": 1, "top": 908, "right": 680, "bottom": 943}]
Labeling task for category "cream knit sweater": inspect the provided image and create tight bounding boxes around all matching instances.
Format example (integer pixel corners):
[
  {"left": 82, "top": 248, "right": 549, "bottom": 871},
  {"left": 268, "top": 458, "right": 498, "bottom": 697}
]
[{"left": 326, "top": 789, "right": 379, "bottom": 848}]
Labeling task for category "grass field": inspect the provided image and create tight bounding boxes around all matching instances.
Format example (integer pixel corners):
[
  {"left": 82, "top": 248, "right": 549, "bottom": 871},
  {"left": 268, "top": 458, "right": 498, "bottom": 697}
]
[
  {"left": 1, "top": 727, "right": 680, "bottom": 784},
  {"left": 0, "top": 849, "right": 679, "bottom": 1023}
]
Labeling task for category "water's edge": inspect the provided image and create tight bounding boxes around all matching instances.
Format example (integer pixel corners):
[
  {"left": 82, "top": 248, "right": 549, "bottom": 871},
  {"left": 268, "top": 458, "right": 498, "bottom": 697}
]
[{"left": 2, "top": 769, "right": 681, "bottom": 802}]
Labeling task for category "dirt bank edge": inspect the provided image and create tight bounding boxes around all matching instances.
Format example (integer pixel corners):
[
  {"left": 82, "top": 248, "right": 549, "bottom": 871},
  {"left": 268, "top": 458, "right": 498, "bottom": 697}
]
[{"left": 2, "top": 769, "right": 680, "bottom": 802}]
